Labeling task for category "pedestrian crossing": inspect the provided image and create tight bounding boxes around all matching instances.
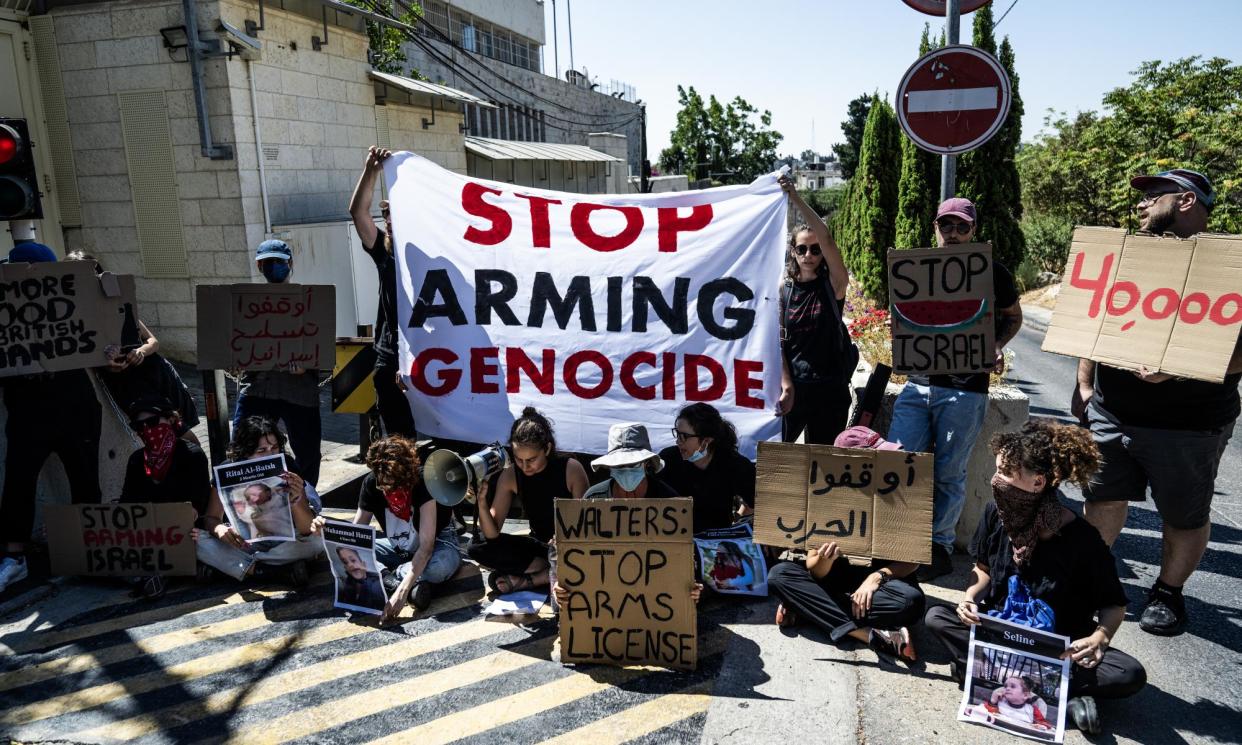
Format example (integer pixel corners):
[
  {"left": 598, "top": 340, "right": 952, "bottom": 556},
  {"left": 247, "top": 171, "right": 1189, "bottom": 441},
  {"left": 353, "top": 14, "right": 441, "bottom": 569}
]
[{"left": 0, "top": 558, "right": 736, "bottom": 744}]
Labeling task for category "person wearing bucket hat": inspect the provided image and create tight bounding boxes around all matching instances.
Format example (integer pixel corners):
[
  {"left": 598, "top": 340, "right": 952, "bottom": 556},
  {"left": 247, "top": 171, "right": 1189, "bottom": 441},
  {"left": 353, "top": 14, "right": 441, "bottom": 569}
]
[
  {"left": 1072, "top": 168, "right": 1240, "bottom": 637},
  {"left": 583, "top": 423, "right": 678, "bottom": 500}
]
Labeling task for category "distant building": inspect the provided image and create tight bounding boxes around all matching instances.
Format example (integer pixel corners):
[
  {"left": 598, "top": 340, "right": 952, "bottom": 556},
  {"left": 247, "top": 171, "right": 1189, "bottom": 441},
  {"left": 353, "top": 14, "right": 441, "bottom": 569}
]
[{"left": 794, "top": 157, "right": 844, "bottom": 191}]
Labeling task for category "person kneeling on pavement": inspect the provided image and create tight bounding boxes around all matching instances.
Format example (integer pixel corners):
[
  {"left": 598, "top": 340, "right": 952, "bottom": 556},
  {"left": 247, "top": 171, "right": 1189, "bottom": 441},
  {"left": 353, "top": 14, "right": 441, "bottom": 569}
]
[
  {"left": 193, "top": 416, "right": 323, "bottom": 587},
  {"left": 924, "top": 420, "right": 1146, "bottom": 735},
  {"left": 314, "top": 436, "right": 460, "bottom": 623},
  {"left": 767, "top": 426, "right": 924, "bottom": 661}
]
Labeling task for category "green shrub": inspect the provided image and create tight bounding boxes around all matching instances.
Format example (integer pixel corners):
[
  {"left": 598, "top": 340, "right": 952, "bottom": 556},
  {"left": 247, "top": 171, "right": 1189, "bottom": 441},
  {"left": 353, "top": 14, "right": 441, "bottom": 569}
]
[{"left": 1021, "top": 212, "right": 1074, "bottom": 274}]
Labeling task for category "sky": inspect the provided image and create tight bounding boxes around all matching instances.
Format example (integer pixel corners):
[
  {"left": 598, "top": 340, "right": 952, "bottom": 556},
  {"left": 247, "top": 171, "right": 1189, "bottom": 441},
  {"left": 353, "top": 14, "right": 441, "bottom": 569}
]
[{"left": 540, "top": 0, "right": 1242, "bottom": 159}]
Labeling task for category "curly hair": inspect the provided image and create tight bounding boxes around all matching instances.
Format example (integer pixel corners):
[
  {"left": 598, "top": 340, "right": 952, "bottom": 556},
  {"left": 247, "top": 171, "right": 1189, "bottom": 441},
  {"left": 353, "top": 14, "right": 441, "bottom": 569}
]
[
  {"left": 990, "top": 419, "right": 1099, "bottom": 489},
  {"left": 365, "top": 435, "right": 422, "bottom": 488},
  {"left": 784, "top": 223, "right": 827, "bottom": 283},
  {"left": 510, "top": 406, "right": 556, "bottom": 453},
  {"left": 676, "top": 402, "right": 738, "bottom": 454},
  {"left": 227, "top": 416, "right": 287, "bottom": 462}
]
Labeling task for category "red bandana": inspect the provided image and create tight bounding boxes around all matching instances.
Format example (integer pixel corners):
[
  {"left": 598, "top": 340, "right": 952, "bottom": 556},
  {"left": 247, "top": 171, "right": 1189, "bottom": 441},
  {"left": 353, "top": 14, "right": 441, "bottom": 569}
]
[
  {"left": 140, "top": 423, "right": 177, "bottom": 482},
  {"left": 384, "top": 487, "right": 413, "bottom": 522}
]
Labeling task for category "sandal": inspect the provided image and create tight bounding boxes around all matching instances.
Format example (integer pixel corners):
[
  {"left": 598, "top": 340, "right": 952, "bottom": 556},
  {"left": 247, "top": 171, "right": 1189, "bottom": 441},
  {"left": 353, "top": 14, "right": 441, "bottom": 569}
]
[
  {"left": 488, "top": 572, "right": 535, "bottom": 595},
  {"left": 870, "top": 627, "right": 917, "bottom": 662},
  {"left": 775, "top": 602, "right": 799, "bottom": 628}
]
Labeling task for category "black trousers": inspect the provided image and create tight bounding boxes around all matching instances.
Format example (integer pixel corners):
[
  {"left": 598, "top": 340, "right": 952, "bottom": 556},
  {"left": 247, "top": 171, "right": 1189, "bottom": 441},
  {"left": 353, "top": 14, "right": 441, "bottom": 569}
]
[
  {"left": 466, "top": 533, "right": 549, "bottom": 577},
  {"left": 781, "top": 381, "right": 851, "bottom": 445},
  {"left": 2, "top": 373, "right": 101, "bottom": 544},
  {"left": 373, "top": 362, "right": 415, "bottom": 438},
  {"left": 924, "top": 605, "right": 1147, "bottom": 699},
  {"left": 768, "top": 560, "right": 926, "bottom": 642}
]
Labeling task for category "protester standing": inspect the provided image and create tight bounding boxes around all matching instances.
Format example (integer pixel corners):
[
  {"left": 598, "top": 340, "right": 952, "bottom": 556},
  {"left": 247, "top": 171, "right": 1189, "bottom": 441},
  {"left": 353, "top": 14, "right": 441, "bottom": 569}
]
[
  {"left": 1072, "top": 170, "right": 1241, "bottom": 636},
  {"left": 777, "top": 175, "right": 854, "bottom": 445},
  {"left": 232, "top": 239, "right": 324, "bottom": 486},
  {"left": 886, "top": 198, "right": 1023, "bottom": 580},
  {"left": 658, "top": 403, "right": 756, "bottom": 532},
  {"left": 348, "top": 147, "right": 415, "bottom": 438}
]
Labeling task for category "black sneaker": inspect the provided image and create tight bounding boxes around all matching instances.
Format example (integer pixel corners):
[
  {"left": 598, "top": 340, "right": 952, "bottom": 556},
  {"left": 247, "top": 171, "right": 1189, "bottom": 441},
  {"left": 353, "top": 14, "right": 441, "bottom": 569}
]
[
  {"left": 409, "top": 580, "right": 433, "bottom": 612},
  {"left": 1140, "top": 584, "right": 1187, "bottom": 636},
  {"left": 918, "top": 544, "right": 954, "bottom": 582},
  {"left": 286, "top": 560, "right": 309, "bottom": 589},
  {"left": 381, "top": 569, "right": 402, "bottom": 597},
  {"left": 1067, "top": 695, "right": 1100, "bottom": 734}
]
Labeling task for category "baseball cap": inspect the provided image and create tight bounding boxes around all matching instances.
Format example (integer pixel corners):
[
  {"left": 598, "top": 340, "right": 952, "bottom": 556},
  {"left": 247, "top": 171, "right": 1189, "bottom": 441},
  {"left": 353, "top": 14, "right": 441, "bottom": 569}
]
[
  {"left": 7, "top": 242, "right": 57, "bottom": 263},
  {"left": 1130, "top": 169, "right": 1214, "bottom": 210},
  {"left": 833, "top": 425, "right": 903, "bottom": 451},
  {"left": 935, "top": 197, "right": 976, "bottom": 224},
  {"left": 255, "top": 239, "right": 292, "bottom": 262},
  {"left": 127, "top": 393, "right": 177, "bottom": 420}
]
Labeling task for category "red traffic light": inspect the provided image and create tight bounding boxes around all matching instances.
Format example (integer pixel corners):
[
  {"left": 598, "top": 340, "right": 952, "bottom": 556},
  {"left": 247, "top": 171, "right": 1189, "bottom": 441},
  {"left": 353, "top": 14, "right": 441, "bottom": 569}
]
[
  {"left": 0, "top": 118, "right": 41, "bottom": 220},
  {"left": 0, "top": 124, "right": 19, "bottom": 166}
]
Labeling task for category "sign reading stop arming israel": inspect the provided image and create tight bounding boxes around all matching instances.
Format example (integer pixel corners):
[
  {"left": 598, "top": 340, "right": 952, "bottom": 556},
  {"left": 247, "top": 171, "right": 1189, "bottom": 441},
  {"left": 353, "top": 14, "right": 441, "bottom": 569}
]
[{"left": 385, "top": 153, "right": 786, "bottom": 457}]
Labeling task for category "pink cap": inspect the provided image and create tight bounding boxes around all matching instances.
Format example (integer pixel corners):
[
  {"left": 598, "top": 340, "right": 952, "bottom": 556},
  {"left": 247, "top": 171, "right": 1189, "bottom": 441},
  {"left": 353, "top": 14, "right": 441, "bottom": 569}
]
[
  {"left": 833, "top": 425, "right": 903, "bottom": 451},
  {"left": 936, "top": 197, "right": 976, "bottom": 223}
]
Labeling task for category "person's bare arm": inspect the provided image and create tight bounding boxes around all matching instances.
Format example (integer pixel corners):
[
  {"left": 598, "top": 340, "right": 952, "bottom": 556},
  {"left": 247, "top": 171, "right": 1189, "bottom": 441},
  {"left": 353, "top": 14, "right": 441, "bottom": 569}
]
[
  {"left": 995, "top": 302, "right": 1023, "bottom": 348},
  {"left": 565, "top": 458, "right": 589, "bottom": 499},
  {"left": 779, "top": 176, "right": 848, "bottom": 298},
  {"left": 956, "top": 562, "right": 992, "bottom": 625},
  {"left": 777, "top": 356, "right": 794, "bottom": 416},
  {"left": 383, "top": 500, "right": 439, "bottom": 623},
  {"left": 349, "top": 147, "right": 391, "bottom": 249},
  {"left": 475, "top": 469, "right": 515, "bottom": 540},
  {"left": 1072, "top": 359, "right": 1097, "bottom": 424}
]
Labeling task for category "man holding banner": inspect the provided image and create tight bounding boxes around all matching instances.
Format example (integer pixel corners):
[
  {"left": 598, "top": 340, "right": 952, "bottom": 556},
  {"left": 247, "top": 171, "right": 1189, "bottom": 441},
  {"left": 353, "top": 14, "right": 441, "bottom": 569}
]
[{"left": 1072, "top": 170, "right": 1242, "bottom": 637}]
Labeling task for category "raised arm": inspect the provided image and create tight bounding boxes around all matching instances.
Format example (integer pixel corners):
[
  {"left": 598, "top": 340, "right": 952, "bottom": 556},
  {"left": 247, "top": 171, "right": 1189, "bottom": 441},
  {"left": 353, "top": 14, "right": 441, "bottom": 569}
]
[
  {"left": 349, "top": 146, "right": 391, "bottom": 249},
  {"left": 779, "top": 175, "right": 848, "bottom": 299}
]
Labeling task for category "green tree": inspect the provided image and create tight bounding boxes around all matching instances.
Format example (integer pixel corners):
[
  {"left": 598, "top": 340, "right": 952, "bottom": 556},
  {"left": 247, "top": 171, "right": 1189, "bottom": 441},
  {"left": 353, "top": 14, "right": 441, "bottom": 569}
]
[
  {"left": 659, "top": 86, "right": 783, "bottom": 184},
  {"left": 831, "top": 95, "right": 873, "bottom": 180},
  {"left": 895, "top": 24, "right": 941, "bottom": 249},
  {"left": 343, "top": 0, "right": 422, "bottom": 74},
  {"left": 836, "top": 95, "right": 901, "bottom": 303}
]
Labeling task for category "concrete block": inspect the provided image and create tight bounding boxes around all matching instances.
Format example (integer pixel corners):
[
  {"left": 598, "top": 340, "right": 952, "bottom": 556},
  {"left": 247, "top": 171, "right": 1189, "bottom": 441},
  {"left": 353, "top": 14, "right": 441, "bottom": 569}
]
[
  {"left": 288, "top": 119, "right": 326, "bottom": 146},
  {"left": 253, "top": 63, "right": 283, "bottom": 94},
  {"left": 109, "top": 4, "right": 180, "bottom": 39},
  {"left": 238, "top": 169, "right": 261, "bottom": 198},
  {"left": 77, "top": 175, "right": 132, "bottom": 198},
  {"left": 61, "top": 69, "right": 110, "bottom": 100},
  {"left": 258, "top": 118, "right": 290, "bottom": 147},
  {"left": 73, "top": 149, "right": 126, "bottom": 178},
  {"left": 182, "top": 225, "right": 225, "bottom": 252},
  {"left": 214, "top": 251, "right": 251, "bottom": 277},
  {"left": 164, "top": 90, "right": 195, "bottom": 119},
  {"left": 328, "top": 55, "right": 362, "bottom": 82},
  {"left": 199, "top": 197, "right": 245, "bottom": 226},
  {"left": 315, "top": 75, "right": 346, "bottom": 104},
  {"left": 71, "top": 121, "right": 125, "bottom": 151},
  {"left": 176, "top": 171, "right": 220, "bottom": 200},
  {"left": 155, "top": 301, "right": 197, "bottom": 328},
  {"left": 297, "top": 97, "right": 337, "bottom": 126},
  {"left": 282, "top": 146, "right": 314, "bottom": 170},
  {"left": 107, "top": 64, "right": 172, "bottom": 93},
  {"left": 51, "top": 11, "right": 113, "bottom": 43},
  {"left": 296, "top": 169, "right": 334, "bottom": 194},
  {"left": 217, "top": 171, "right": 242, "bottom": 199},
  {"left": 77, "top": 227, "right": 139, "bottom": 254},
  {"left": 179, "top": 199, "right": 202, "bottom": 227},
  {"left": 157, "top": 327, "right": 197, "bottom": 359},
  {"left": 281, "top": 69, "right": 319, "bottom": 99},
  {"left": 66, "top": 94, "right": 121, "bottom": 125},
  {"left": 79, "top": 201, "right": 135, "bottom": 228},
  {"left": 168, "top": 116, "right": 203, "bottom": 147},
  {"left": 187, "top": 249, "right": 216, "bottom": 276},
  {"left": 134, "top": 276, "right": 191, "bottom": 303},
  {"left": 222, "top": 225, "right": 251, "bottom": 253},
  {"left": 95, "top": 36, "right": 161, "bottom": 67},
  {"left": 265, "top": 168, "right": 299, "bottom": 195},
  {"left": 57, "top": 41, "right": 98, "bottom": 72}
]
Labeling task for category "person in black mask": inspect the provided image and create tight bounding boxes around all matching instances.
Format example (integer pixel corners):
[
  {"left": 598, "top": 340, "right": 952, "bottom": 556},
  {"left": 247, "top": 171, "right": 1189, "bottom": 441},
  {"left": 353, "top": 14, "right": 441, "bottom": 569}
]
[
  {"left": 232, "top": 239, "right": 324, "bottom": 486},
  {"left": 924, "top": 420, "right": 1146, "bottom": 735}
]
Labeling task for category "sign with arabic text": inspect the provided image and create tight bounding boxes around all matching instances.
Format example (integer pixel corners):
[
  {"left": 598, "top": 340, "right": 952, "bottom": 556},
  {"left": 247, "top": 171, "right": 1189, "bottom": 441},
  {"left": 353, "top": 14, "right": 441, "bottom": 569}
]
[
  {"left": 752, "top": 441, "right": 933, "bottom": 564},
  {"left": 196, "top": 284, "right": 335, "bottom": 370}
]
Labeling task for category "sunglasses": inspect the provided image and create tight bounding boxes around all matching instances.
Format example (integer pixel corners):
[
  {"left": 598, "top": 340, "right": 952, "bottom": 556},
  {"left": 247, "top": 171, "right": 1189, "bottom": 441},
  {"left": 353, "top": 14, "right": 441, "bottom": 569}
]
[
  {"left": 936, "top": 220, "right": 973, "bottom": 235},
  {"left": 794, "top": 243, "right": 822, "bottom": 256},
  {"left": 671, "top": 428, "right": 700, "bottom": 443}
]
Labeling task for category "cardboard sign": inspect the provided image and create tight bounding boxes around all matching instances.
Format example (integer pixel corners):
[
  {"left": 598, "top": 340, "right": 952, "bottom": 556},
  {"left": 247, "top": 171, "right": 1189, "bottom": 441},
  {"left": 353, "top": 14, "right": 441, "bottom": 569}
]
[
  {"left": 752, "top": 442, "right": 934, "bottom": 564},
  {"left": 0, "top": 261, "right": 138, "bottom": 377},
  {"left": 45, "top": 503, "right": 197, "bottom": 577},
  {"left": 1041, "top": 228, "right": 1242, "bottom": 383},
  {"left": 196, "top": 284, "right": 335, "bottom": 370},
  {"left": 888, "top": 243, "right": 997, "bottom": 375},
  {"left": 555, "top": 498, "right": 697, "bottom": 671}
]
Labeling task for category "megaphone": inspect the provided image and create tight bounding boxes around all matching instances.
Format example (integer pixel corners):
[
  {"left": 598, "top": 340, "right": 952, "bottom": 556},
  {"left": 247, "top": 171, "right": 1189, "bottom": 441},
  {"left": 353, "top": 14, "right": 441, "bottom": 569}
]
[{"left": 423, "top": 442, "right": 509, "bottom": 507}]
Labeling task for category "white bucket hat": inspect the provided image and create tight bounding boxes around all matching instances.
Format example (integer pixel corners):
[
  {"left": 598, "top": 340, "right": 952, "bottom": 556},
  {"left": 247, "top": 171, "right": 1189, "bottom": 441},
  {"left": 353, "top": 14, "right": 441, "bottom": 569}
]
[{"left": 590, "top": 422, "right": 664, "bottom": 472}]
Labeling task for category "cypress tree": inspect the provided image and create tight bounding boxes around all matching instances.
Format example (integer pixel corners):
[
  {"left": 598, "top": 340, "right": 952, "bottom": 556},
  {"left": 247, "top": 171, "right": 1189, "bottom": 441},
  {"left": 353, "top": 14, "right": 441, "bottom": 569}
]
[
  {"left": 838, "top": 94, "right": 901, "bottom": 303},
  {"left": 895, "top": 25, "right": 941, "bottom": 249}
]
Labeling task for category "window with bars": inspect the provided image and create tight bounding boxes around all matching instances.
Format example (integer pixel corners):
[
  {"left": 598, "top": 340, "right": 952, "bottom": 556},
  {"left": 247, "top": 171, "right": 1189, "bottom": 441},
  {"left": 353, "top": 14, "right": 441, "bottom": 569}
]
[
  {"left": 425, "top": 5, "right": 541, "bottom": 73},
  {"left": 423, "top": 1, "right": 448, "bottom": 36}
]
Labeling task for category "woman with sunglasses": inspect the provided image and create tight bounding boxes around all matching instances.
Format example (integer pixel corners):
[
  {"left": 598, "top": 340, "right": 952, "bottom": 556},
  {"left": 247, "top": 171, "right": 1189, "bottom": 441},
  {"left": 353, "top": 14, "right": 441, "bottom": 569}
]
[
  {"left": 658, "top": 403, "right": 756, "bottom": 533},
  {"left": 778, "top": 175, "right": 853, "bottom": 445}
]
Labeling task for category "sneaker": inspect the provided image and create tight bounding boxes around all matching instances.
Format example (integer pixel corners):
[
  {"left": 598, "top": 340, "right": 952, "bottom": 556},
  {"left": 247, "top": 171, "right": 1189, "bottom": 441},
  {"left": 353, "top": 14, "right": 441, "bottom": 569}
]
[
  {"left": 196, "top": 563, "right": 219, "bottom": 584},
  {"left": 1140, "top": 584, "right": 1188, "bottom": 636},
  {"left": 381, "top": 569, "right": 402, "bottom": 597},
  {"left": 133, "top": 575, "right": 166, "bottom": 600},
  {"left": 870, "top": 627, "right": 917, "bottom": 662},
  {"left": 1067, "top": 695, "right": 1100, "bottom": 734},
  {"left": 918, "top": 544, "right": 953, "bottom": 582},
  {"left": 409, "top": 580, "right": 433, "bottom": 612},
  {"left": 0, "top": 556, "right": 29, "bottom": 592}
]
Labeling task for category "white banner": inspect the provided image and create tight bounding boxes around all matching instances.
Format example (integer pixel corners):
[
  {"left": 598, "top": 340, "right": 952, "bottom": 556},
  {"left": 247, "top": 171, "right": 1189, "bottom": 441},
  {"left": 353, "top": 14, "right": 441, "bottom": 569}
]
[{"left": 386, "top": 153, "right": 786, "bottom": 457}]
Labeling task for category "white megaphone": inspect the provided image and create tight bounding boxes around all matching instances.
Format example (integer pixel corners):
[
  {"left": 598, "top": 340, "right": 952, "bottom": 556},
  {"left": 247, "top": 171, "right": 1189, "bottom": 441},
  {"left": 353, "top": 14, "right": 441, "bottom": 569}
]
[{"left": 423, "top": 443, "right": 509, "bottom": 507}]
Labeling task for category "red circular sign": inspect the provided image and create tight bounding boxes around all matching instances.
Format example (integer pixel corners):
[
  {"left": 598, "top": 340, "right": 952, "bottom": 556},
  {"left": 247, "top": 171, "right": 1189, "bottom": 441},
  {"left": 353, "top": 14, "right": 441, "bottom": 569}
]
[
  {"left": 896, "top": 45, "right": 1011, "bottom": 155},
  {"left": 901, "top": 0, "right": 991, "bottom": 15}
]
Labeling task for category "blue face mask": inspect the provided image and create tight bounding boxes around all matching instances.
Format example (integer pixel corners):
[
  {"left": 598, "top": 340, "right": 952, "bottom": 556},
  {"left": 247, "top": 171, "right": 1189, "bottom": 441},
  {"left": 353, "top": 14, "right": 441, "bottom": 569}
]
[
  {"left": 610, "top": 466, "right": 646, "bottom": 492},
  {"left": 261, "top": 260, "right": 291, "bottom": 283},
  {"left": 686, "top": 445, "right": 709, "bottom": 464}
]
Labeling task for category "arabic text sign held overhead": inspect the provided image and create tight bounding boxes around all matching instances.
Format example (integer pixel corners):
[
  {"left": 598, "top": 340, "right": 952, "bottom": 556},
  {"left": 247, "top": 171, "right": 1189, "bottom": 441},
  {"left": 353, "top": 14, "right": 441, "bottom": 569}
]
[
  {"left": 1041, "top": 227, "right": 1242, "bottom": 383},
  {"left": 888, "top": 243, "right": 997, "bottom": 376},
  {"left": 753, "top": 442, "right": 934, "bottom": 565},
  {"left": 555, "top": 498, "right": 697, "bottom": 671},
  {"left": 45, "top": 503, "right": 198, "bottom": 577},
  {"left": 196, "top": 284, "right": 335, "bottom": 370}
]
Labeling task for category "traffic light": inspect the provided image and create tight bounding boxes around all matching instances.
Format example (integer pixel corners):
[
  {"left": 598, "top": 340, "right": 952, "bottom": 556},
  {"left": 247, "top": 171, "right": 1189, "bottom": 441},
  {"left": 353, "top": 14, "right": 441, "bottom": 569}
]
[{"left": 0, "top": 118, "right": 43, "bottom": 220}]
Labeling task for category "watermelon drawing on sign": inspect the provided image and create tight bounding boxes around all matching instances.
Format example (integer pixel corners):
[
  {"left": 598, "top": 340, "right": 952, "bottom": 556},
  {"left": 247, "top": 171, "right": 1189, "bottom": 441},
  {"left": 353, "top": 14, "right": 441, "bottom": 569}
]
[{"left": 892, "top": 298, "right": 990, "bottom": 333}]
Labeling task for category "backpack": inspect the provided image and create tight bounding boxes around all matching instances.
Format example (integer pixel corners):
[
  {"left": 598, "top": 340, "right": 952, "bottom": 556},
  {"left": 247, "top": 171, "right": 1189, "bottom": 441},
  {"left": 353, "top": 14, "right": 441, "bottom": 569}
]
[
  {"left": 987, "top": 575, "right": 1056, "bottom": 632},
  {"left": 780, "top": 276, "right": 860, "bottom": 383}
]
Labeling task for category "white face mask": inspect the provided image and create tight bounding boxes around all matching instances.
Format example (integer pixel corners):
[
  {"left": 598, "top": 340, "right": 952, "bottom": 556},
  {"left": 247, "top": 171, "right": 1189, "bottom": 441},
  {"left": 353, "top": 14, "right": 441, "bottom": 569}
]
[{"left": 610, "top": 466, "right": 646, "bottom": 492}]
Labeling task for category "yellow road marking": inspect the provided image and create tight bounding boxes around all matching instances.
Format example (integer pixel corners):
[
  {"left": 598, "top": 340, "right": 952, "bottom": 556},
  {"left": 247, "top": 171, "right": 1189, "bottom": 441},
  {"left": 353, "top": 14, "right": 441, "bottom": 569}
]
[
  {"left": 64, "top": 588, "right": 498, "bottom": 742},
  {"left": 537, "top": 681, "right": 713, "bottom": 745}
]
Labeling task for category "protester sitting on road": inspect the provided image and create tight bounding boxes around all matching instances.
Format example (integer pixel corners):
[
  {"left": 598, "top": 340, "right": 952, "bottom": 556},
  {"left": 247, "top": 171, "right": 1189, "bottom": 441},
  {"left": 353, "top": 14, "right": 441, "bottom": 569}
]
[
  {"left": 767, "top": 427, "right": 924, "bottom": 662},
  {"left": 231, "top": 239, "right": 324, "bottom": 486},
  {"left": 348, "top": 146, "right": 415, "bottom": 438},
  {"left": 313, "top": 436, "right": 460, "bottom": 623},
  {"left": 886, "top": 197, "right": 1024, "bottom": 581},
  {"left": 777, "top": 174, "right": 854, "bottom": 445},
  {"left": 1071, "top": 169, "right": 1240, "bottom": 636},
  {"left": 658, "top": 403, "right": 756, "bottom": 533},
  {"left": 924, "top": 420, "right": 1146, "bottom": 735},
  {"left": 118, "top": 394, "right": 212, "bottom": 599},
  {"left": 194, "top": 416, "right": 322, "bottom": 587},
  {"left": 69, "top": 251, "right": 201, "bottom": 445},
  {"left": 0, "top": 244, "right": 103, "bottom": 595},
  {"left": 468, "top": 407, "right": 588, "bottom": 594}
]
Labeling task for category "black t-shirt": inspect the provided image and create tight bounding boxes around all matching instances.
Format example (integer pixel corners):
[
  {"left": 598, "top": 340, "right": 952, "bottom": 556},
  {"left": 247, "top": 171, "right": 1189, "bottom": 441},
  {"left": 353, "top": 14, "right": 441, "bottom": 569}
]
[
  {"left": 908, "top": 262, "right": 1020, "bottom": 395},
  {"left": 357, "top": 473, "right": 452, "bottom": 552},
  {"left": 102, "top": 354, "right": 201, "bottom": 434},
  {"left": 658, "top": 446, "right": 756, "bottom": 533},
  {"left": 363, "top": 228, "right": 399, "bottom": 366},
  {"left": 1094, "top": 362, "right": 1241, "bottom": 431},
  {"left": 513, "top": 455, "right": 572, "bottom": 542},
  {"left": 120, "top": 440, "right": 212, "bottom": 516},
  {"left": 970, "top": 501, "right": 1128, "bottom": 639},
  {"left": 782, "top": 276, "right": 847, "bottom": 385}
]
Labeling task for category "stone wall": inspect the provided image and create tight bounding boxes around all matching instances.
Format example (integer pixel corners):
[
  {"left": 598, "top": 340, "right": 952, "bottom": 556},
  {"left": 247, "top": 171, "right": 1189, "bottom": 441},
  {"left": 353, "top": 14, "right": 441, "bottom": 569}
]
[{"left": 386, "top": 102, "right": 467, "bottom": 174}]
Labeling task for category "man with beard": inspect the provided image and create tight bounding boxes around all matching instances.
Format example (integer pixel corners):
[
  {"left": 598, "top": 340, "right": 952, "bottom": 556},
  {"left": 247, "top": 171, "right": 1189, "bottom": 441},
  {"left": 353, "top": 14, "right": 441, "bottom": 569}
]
[
  {"left": 1071, "top": 169, "right": 1242, "bottom": 637},
  {"left": 336, "top": 545, "right": 385, "bottom": 612}
]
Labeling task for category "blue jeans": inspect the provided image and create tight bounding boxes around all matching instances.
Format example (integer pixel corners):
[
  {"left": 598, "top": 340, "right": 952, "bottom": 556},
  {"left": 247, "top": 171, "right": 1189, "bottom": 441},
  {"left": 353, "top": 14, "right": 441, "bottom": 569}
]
[
  {"left": 374, "top": 526, "right": 462, "bottom": 584},
  {"left": 887, "top": 382, "right": 988, "bottom": 550},
  {"left": 233, "top": 395, "right": 322, "bottom": 486}
]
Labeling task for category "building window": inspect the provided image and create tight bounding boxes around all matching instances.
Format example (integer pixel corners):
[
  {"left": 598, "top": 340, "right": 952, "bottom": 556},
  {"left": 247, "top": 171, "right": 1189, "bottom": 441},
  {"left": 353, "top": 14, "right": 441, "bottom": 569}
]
[{"left": 424, "top": 1, "right": 448, "bottom": 36}]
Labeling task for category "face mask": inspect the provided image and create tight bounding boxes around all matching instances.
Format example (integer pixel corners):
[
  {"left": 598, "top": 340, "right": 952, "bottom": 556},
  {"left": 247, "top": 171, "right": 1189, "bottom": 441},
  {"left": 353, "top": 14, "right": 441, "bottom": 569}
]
[
  {"left": 610, "top": 466, "right": 646, "bottom": 493},
  {"left": 139, "top": 422, "right": 177, "bottom": 481},
  {"left": 383, "top": 487, "right": 413, "bottom": 522},
  {"left": 686, "top": 445, "right": 709, "bottom": 464},
  {"left": 261, "top": 261, "right": 291, "bottom": 283},
  {"left": 991, "top": 475, "right": 1060, "bottom": 566}
]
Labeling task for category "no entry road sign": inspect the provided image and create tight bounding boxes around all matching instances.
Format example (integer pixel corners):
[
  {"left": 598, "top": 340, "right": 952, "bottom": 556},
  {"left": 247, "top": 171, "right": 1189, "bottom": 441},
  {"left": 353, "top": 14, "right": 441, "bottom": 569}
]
[
  {"left": 902, "top": 0, "right": 991, "bottom": 15},
  {"left": 896, "top": 44, "right": 1011, "bottom": 156}
]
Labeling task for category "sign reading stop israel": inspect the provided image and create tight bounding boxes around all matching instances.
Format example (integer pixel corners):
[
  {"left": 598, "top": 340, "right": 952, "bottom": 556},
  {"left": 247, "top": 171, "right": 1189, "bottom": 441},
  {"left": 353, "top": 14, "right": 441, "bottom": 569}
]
[
  {"left": 897, "top": 45, "right": 1011, "bottom": 155},
  {"left": 385, "top": 153, "right": 785, "bottom": 457}
]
